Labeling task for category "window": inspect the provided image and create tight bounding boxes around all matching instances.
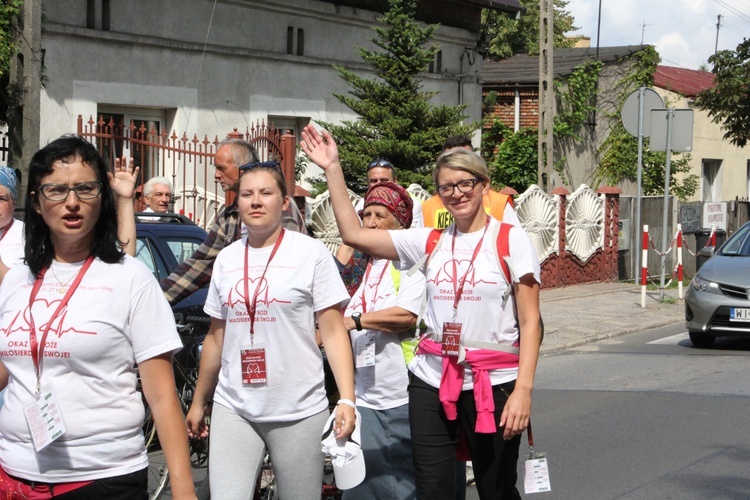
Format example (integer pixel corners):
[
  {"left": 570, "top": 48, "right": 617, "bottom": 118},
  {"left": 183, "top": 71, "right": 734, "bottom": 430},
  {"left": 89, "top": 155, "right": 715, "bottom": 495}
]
[
  {"left": 96, "top": 106, "right": 166, "bottom": 180},
  {"left": 286, "top": 27, "right": 304, "bottom": 55},
  {"left": 86, "top": 0, "right": 110, "bottom": 30},
  {"left": 702, "top": 159, "right": 722, "bottom": 202},
  {"left": 428, "top": 50, "right": 443, "bottom": 73}
]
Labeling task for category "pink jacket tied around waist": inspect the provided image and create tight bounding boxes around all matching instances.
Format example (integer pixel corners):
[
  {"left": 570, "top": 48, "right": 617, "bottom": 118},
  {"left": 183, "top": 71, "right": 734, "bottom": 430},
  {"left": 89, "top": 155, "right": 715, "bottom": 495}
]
[{"left": 417, "top": 337, "right": 519, "bottom": 433}]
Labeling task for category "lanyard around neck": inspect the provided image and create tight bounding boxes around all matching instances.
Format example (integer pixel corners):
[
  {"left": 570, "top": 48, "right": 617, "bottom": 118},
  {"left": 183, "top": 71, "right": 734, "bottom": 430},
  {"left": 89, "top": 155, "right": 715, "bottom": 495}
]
[
  {"left": 450, "top": 216, "right": 490, "bottom": 315},
  {"left": 243, "top": 229, "right": 285, "bottom": 340},
  {"left": 28, "top": 256, "right": 95, "bottom": 395},
  {"left": 359, "top": 258, "right": 390, "bottom": 314}
]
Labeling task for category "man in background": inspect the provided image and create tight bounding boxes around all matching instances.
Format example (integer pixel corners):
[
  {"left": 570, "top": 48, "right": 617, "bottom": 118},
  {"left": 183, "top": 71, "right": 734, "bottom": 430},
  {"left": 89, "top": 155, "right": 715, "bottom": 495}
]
[{"left": 143, "top": 176, "right": 173, "bottom": 213}]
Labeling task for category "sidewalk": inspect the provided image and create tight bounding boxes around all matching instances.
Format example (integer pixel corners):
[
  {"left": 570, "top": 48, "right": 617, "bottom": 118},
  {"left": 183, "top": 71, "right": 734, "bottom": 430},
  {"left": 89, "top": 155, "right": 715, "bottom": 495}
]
[{"left": 539, "top": 282, "right": 684, "bottom": 353}]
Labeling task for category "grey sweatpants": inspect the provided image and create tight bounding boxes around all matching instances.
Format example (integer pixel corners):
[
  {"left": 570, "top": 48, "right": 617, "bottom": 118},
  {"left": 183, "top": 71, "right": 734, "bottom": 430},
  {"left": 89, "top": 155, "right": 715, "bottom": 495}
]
[{"left": 209, "top": 402, "right": 329, "bottom": 500}]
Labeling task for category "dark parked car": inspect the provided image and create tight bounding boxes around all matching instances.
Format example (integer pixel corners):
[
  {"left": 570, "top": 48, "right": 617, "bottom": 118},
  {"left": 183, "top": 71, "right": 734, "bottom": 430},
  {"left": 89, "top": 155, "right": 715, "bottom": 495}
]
[
  {"left": 134, "top": 212, "right": 208, "bottom": 322},
  {"left": 685, "top": 221, "right": 750, "bottom": 347}
]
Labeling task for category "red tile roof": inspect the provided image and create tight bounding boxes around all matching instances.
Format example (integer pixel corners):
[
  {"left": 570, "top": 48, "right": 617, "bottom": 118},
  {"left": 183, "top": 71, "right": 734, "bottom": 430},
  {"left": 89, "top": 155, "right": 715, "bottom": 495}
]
[{"left": 653, "top": 65, "right": 715, "bottom": 98}]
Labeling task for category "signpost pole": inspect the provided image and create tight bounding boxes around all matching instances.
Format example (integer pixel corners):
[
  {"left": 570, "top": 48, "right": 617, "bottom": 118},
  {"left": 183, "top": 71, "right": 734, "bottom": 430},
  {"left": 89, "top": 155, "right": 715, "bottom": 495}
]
[
  {"left": 659, "top": 107, "right": 675, "bottom": 302},
  {"left": 634, "top": 87, "right": 645, "bottom": 285}
]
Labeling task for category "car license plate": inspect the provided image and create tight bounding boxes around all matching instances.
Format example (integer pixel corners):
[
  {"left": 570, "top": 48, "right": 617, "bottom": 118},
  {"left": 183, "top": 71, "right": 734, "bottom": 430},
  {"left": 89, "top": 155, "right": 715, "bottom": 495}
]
[{"left": 730, "top": 308, "right": 750, "bottom": 321}]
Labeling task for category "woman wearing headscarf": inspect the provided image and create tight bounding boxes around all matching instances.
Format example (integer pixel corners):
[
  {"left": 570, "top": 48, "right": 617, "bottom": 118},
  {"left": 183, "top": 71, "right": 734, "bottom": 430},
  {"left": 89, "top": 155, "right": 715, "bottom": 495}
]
[
  {"left": 341, "top": 181, "right": 424, "bottom": 500},
  {"left": 0, "top": 166, "right": 25, "bottom": 282}
]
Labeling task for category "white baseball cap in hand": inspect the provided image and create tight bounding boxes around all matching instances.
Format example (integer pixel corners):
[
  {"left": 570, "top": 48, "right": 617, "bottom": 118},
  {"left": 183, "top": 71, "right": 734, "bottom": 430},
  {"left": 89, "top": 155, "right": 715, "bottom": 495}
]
[{"left": 320, "top": 408, "right": 365, "bottom": 489}]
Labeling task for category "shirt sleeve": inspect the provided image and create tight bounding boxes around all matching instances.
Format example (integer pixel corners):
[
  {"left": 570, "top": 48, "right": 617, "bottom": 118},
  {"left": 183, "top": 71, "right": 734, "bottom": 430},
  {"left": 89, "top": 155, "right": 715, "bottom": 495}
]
[{"left": 507, "top": 224, "right": 541, "bottom": 285}]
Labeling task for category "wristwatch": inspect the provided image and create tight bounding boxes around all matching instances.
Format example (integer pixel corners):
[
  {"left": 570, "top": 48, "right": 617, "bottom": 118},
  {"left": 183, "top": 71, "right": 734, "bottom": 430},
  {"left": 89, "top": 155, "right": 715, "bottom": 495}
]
[{"left": 351, "top": 312, "right": 363, "bottom": 331}]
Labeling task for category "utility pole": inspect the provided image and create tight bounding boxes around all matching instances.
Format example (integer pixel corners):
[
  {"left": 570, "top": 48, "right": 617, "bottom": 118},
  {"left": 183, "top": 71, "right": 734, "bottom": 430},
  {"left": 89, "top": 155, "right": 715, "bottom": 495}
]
[
  {"left": 714, "top": 14, "right": 722, "bottom": 55},
  {"left": 641, "top": 21, "right": 650, "bottom": 45},
  {"left": 538, "top": 0, "right": 554, "bottom": 190}
]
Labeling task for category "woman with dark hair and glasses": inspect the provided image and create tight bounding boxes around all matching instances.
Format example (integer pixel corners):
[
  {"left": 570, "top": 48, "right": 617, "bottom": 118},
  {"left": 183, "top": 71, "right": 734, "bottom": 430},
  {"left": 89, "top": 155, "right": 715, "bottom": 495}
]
[
  {"left": 302, "top": 125, "right": 541, "bottom": 500},
  {"left": 185, "top": 161, "right": 355, "bottom": 499},
  {"left": 0, "top": 136, "right": 196, "bottom": 499}
]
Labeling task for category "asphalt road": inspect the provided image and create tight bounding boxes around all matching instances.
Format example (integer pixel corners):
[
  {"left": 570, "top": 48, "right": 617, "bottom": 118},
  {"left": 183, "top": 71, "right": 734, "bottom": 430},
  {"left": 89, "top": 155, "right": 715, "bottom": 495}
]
[
  {"left": 158, "top": 320, "right": 750, "bottom": 499},
  {"left": 503, "top": 322, "right": 750, "bottom": 500}
]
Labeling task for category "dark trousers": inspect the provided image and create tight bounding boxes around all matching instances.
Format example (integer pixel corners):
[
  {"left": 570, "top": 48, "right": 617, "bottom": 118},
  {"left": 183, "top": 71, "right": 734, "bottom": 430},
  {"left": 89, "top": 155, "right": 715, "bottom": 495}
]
[{"left": 409, "top": 375, "right": 522, "bottom": 500}]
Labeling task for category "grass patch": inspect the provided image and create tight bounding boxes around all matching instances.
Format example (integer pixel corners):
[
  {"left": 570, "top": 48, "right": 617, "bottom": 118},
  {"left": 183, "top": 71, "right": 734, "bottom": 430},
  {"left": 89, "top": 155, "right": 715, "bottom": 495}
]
[{"left": 646, "top": 279, "right": 689, "bottom": 291}]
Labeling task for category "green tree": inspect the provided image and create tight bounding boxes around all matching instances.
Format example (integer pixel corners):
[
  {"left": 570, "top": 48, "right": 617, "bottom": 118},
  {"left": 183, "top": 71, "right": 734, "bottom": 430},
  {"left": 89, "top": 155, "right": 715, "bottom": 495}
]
[
  {"left": 694, "top": 38, "right": 750, "bottom": 147},
  {"left": 481, "top": 120, "right": 538, "bottom": 192},
  {"left": 316, "top": 0, "right": 476, "bottom": 194},
  {"left": 482, "top": 0, "right": 577, "bottom": 59},
  {"left": 0, "top": 0, "right": 23, "bottom": 125}
]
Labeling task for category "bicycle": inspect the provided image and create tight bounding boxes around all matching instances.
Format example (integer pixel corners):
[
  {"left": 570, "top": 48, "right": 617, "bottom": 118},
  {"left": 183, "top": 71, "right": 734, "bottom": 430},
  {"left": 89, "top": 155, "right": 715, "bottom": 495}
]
[{"left": 144, "top": 316, "right": 210, "bottom": 500}]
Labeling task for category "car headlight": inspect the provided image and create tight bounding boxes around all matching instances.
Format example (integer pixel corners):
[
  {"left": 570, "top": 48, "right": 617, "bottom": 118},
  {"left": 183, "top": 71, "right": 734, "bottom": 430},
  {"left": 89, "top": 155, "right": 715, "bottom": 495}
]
[{"left": 692, "top": 274, "right": 722, "bottom": 295}]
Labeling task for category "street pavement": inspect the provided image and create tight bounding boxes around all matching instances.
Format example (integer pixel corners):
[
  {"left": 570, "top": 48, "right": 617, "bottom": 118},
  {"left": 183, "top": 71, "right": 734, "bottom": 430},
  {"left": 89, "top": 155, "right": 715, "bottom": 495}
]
[{"left": 539, "top": 281, "right": 684, "bottom": 353}]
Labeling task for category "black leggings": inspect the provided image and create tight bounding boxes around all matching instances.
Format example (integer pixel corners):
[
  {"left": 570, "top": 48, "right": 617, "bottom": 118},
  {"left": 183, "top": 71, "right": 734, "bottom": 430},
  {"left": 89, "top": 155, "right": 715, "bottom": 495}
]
[{"left": 408, "top": 375, "right": 522, "bottom": 500}]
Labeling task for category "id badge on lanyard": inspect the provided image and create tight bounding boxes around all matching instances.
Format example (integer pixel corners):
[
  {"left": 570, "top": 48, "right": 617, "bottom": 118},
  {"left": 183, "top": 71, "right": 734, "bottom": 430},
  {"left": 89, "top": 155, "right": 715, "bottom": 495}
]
[{"left": 241, "top": 346, "right": 267, "bottom": 384}]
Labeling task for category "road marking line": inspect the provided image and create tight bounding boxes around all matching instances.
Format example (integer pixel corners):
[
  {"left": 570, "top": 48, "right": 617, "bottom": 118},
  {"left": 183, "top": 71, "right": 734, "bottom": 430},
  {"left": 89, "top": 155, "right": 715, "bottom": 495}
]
[{"left": 648, "top": 332, "right": 689, "bottom": 345}]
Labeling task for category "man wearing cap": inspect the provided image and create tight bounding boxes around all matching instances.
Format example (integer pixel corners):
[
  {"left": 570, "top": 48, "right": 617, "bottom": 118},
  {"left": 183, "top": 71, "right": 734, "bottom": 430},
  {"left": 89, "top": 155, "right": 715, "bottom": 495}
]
[
  {"left": 341, "top": 181, "right": 423, "bottom": 500},
  {"left": 0, "top": 166, "right": 24, "bottom": 283},
  {"left": 160, "top": 138, "right": 308, "bottom": 305}
]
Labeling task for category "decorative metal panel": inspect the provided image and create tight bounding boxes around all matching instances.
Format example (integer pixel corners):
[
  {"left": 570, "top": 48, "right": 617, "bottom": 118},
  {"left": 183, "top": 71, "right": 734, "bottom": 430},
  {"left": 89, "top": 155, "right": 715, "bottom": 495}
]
[
  {"left": 565, "top": 185, "right": 605, "bottom": 263},
  {"left": 407, "top": 183, "right": 432, "bottom": 202},
  {"left": 308, "top": 188, "right": 360, "bottom": 253},
  {"left": 515, "top": 185, "right": 560, "bottom": 262}
]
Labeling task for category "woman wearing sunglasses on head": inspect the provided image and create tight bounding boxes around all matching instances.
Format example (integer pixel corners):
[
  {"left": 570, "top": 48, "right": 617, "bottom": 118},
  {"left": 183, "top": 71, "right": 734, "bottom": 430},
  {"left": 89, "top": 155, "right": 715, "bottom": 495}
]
[
  {"left": 185, "top": 160, "right": 355, "bottom": 500},
  {"left": 0, "top": 136, "right": 196, "bottom": 499},
  {"left": 302, "top": 125, "right": 541, "bottom": 500}
]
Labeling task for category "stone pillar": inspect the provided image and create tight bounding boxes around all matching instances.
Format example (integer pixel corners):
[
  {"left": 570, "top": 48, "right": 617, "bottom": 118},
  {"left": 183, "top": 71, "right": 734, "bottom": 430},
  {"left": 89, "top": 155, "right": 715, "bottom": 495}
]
[{"left": 597, "top": 187, "right": 622, "bottom": 282}]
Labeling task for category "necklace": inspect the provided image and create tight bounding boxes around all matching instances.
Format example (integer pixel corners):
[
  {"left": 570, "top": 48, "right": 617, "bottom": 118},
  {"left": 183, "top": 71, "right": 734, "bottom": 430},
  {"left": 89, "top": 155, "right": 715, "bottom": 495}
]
[{"left": 50, "top": 263, "right": 78, "bottom": 294}]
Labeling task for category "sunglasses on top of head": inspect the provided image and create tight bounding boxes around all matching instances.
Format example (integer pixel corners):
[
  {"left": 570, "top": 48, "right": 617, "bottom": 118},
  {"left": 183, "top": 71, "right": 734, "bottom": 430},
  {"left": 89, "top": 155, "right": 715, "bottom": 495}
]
[
  {"left": 367, "top": 159, "right": 395, "bottom": 171},
  {"left": 239, "top": 161, "right": 283, "bottom": 175}
]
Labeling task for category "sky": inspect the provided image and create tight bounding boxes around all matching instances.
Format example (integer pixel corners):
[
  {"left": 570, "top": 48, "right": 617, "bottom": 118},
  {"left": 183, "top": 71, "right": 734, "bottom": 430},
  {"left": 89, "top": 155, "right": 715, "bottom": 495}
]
[{"left": 565, "top": 0, "right": 750, "bottom": 70}]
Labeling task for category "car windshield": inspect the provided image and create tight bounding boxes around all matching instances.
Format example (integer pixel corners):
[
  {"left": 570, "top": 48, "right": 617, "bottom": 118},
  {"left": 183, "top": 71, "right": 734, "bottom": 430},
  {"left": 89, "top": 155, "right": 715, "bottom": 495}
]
[{"left": 719, "top": 224, "right": 750, "bottom": 256}]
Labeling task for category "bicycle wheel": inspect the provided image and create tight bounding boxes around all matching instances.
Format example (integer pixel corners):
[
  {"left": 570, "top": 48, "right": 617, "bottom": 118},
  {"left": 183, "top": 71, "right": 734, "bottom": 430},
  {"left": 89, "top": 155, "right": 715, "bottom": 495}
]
[
  {"left": 196, "top": 476, "right": 211, "bottom": 500},
  {"left": 147, "top": 448, "right": 170, "bottom": 500},
  {"left": 257, "top": 452, "right": 276, "bottom": 500}
]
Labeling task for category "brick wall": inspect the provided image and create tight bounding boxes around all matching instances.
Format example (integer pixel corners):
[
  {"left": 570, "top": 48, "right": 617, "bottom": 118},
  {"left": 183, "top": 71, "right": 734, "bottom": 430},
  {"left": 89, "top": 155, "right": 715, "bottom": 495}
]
[{"left": 483, "top": 87, "right": 539, "bottom": 131}]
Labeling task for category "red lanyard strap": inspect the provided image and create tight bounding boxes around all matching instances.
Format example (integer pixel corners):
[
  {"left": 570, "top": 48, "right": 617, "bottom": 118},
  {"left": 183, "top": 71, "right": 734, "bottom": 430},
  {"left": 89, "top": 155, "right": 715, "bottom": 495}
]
[
  {"left": 28, "top": 256, "right": 95, "bottom": 394},
  {"left": 359, "top": 258, "right": 389, "bottom": 314},
  {"left": 450, "top": 217, "right": 490, "bottom": 313},
  {"left": 243, "top": 230, "right": 285, "bottom": 338}
]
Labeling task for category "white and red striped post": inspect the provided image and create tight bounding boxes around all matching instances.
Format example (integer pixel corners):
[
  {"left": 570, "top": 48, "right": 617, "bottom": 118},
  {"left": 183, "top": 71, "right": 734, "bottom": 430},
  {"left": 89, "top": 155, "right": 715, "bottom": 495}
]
[
  {"left": 709, "top": 224, "right": 717, "bottom": 247},
  {"left": 676, "top": 224, "right": 683, "bottom": 299},
  {"left": 641, "top": 224, "right": 649, "bottom": 308}
]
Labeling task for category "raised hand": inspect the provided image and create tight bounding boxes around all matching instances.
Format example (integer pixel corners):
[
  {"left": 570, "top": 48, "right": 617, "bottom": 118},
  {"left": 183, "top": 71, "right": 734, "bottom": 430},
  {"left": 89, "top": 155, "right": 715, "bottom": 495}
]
[
  {"left": 108, "top": 156, "right": 140, "bottom": 200},
  {"left": 300, "top": 125, "right": 340, "bottom": 171}
]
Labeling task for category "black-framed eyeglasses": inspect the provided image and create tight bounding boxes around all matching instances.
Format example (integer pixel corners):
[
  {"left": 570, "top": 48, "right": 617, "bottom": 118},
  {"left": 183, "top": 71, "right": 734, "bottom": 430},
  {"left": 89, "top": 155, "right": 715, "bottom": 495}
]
[
  {"left": 38, "top": 182, "right": 102, "bottom": 201},
  {"left": 239, "top": 161, "right": 282, "bottom": 172},
  {"left": 436, "top": 177, "right": 482, "bottom": 197},
  {"left": 367, "top": 159, "right": 395, "bottom": 171}
]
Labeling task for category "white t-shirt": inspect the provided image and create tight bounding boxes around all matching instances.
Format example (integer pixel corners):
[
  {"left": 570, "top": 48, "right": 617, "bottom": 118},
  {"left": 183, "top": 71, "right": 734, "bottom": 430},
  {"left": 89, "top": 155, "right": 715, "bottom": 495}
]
[
  {"left": 354, "top": 194, "right": 424, "bottom": 229},
  {"left": 390, "top": 218, "right": 540, "bottom": 389},
  {"left": 0, "top": 218, "right": 24, "bottom": 269},
  {"left": 204, "top": 230, "right": 350, "bottom": 423},
  {"left": 344, "top": 258, "right": 425, "bottom": 410},
  {"left": 0, "top": 255, "right": 182, "bottom": 482}
]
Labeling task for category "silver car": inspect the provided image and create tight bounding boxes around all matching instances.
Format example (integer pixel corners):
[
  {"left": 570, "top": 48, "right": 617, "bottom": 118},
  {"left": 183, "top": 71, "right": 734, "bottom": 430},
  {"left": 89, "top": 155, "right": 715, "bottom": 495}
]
[{"left": 685, "top": 221, "right": 750, "bottom": 347}]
